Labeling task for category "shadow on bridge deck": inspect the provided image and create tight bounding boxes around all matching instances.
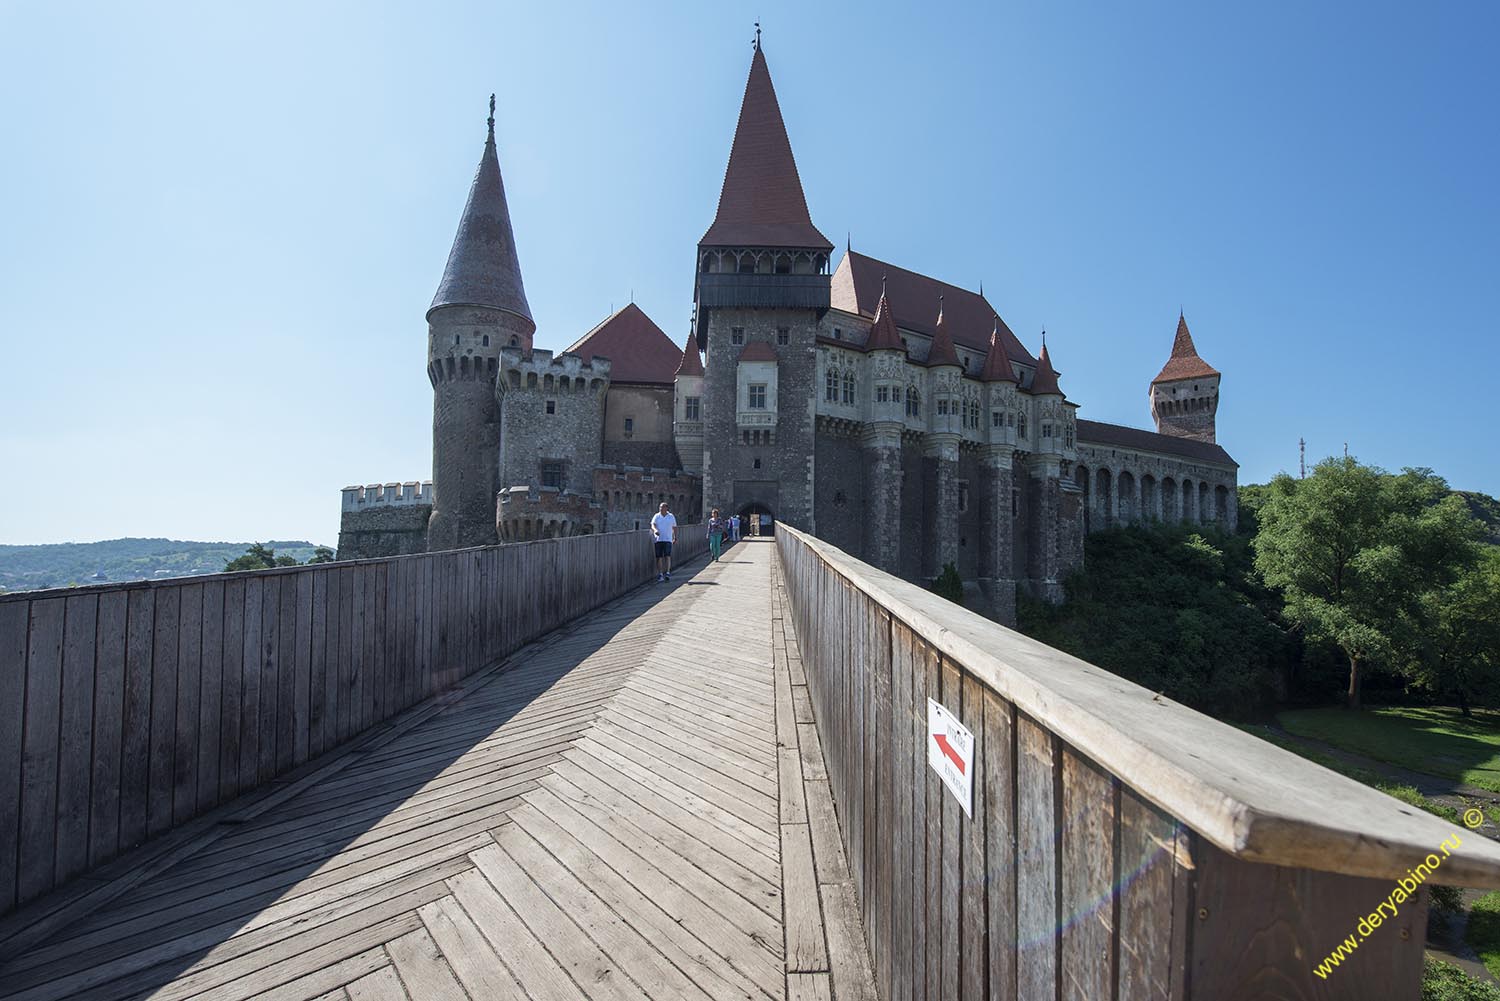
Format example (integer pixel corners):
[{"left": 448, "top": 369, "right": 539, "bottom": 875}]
[{"left": 0, "top": 539, "right": 873, "bottom": 1001}]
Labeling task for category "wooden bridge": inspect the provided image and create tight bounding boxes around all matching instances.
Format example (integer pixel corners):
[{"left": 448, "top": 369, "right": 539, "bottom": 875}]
[{"left": 2, "top": 529, "right": 1499, "bottom": 1000}]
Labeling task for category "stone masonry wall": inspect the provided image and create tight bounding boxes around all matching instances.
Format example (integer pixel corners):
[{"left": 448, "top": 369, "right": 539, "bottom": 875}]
[{"left": 337, "top": 504, "right": 432, "bottom": 559}]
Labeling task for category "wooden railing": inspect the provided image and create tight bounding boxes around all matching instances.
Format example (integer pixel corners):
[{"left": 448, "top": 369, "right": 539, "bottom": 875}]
[
  {"left": 0, "top": 527, "right": 706, "bottom": 917},
  {"left": 776, "top": 524, "right": 1500, "bottom": 1001}
]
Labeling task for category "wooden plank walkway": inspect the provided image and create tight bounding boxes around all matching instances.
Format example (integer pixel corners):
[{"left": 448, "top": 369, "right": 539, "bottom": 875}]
[{"left": 0, "top": 540, "right": 874, "bottom": 1001}]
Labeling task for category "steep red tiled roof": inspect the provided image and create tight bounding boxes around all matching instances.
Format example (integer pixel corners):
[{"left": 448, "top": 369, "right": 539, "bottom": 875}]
[
  {"left": 674, "top": 329, "right": 704, "bottom": 377},
  {"left": 700, "top": 47, "right": 831, "bottom": 250},
  {"left": 1152, "top": 313, "right": 1220, "bottom": 384},
  {"left": 1030, "top": 342, "right": 1063, "bottom": 396},
  {"left": 738, "top": 340, "right": 779, "bottom": 362},
  {"left": 979, "top": 319, "right": 1018, "bottom": 382},
  {"left": 925, "top": 300, "right": 960, "bottom": 367},
  {"left": 864, "top": 287, "right": 905, "bottom": 352},
  {"left": 1077, "top": 419, "right": 1237, "bottom": 467},
  {"left": 831, "top": 250, "right": 1035, "bottom": 365},
  {"left": 564, "top": 303, "right": 681, "bottom": 385}
]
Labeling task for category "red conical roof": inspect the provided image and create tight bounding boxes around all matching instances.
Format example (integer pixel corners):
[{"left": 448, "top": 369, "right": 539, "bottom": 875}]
[
  {"left": 864, "top": 286, "right": 905, "bottom": 352},
  {"left": 700, "top": 46, "right": 831, "bottom": 250},
  {"left": 1152, "top": 313, "right": 1220, "bottom": 384},
  {"left": 675, "top": 329, "right": 704, "bottom": 377},
  {"left": 979, "top": 318, "right": 1018, "bottom": 382},
  {"left": 1030, "top": 341, "right": 1064, "bottom": 397},
  {"left": 926, "top": 299, "right": 961, "bottom": 367},
  {"left": 564, "top": 303, "right": 681, "bottom": 385}
]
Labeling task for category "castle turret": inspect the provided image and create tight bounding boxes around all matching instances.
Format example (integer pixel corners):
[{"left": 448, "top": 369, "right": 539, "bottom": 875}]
[
  {"left": 861, "top": 285, "right": 906, "bottom": 571},
  {"left": 673, "top": 329, "right": 705, "bottom": 474},
  {"left": 979, "top": 318, "right": 1021, "bottom": 622},
  {"left": 695, "top": 38, "right": 832, "bottom": 529},
  {"left": 1150, "top": 312, "right": 1220, "bottom": 443},
  {"left": 923, "top": 300, "right": 963, "bottom": 578},
  {"left": 426, "top": 97, "right": 537, "bottom": 552}
]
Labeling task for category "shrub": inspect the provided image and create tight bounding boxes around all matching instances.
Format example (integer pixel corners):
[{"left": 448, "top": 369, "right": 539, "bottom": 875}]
[{"left": 931, "top": 562, "right": 963, "bottom": 604}]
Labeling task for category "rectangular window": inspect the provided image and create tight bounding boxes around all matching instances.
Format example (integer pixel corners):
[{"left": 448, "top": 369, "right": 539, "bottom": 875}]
[
  {"left": 825, "top": 371, "right": 837, "bottom": 403},
  {"left": 992, "top": 410, "right": 1002, "bottom": 428},
  {"left": 937, "top": 400, "right": 949, "bottom": 416},
  {"left": 731, "top": 327, "right": 745, "bottom": 346},
  {"left": 748, "top": 384, "right": 767, "bottom": 409},
  {"left": 623, "top": 416, "right": 634, "bottom": 434},
  {"left": 842, "top": 378, "right": 853, "bottom": 405},
  {"left": 876, "top": 385, "right": 889, "bottom": 403},
  {"left": 833, "top": 328, "right": 843, "bottom": 340},
  {"left": 776, "top": 327, "right": 790, "bottom": 345},
  {"left": 957, "top": 481, "right": 969, "bottom": 513},
  {"left": 545, "top": 399, "right": 556, "bottom": 415},
  {"left": 541, "top": 462, "right": 563, "bottom": 488},
  {"left": 684, "top": 397, "right": 700, "bottom": 420},
  {"left": 1042, "top": 423, "right": 1052, "bottom": 438}
]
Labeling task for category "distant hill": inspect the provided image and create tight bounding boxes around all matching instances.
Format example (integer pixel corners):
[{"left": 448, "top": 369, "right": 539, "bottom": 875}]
[{"left": 0, "top": 539, "right": 326, "bottom": 593}]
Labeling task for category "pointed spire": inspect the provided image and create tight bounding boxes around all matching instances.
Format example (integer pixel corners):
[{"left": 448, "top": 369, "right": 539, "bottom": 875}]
[
  {"left": 675, "top": 328, "right": 704, "bottom": 377},
  {"left": 428, "top": 97, "right": 534, "bottom": 325},
  {"left": 864, "top": 279, "right": 904, "bottom": 352},
  {"left": 700, "top": 45, "right": 832, "bottom": 250},
  {"left": 1151, "top": 312, "right": 1220, "bottom": 384},
  {"left": 1030, "top": 339, "right": 1063, "bottom": 396},
  {"left": 926, "top": 296, "right": 960, "bottom": 367},
  {"left": 979, "top": 316, "right": 1018, "bottom": 382}
]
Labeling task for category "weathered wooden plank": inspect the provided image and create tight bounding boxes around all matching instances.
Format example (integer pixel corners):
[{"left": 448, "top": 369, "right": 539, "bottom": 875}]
[
  {"left": 779, "top": 746, "right": 808, "bottom": 825},
  {"left": 783, "top": 822, "right": 828, "bottom": 972},
  {"left": 0, "top": 601, "right": 28, "bottom": 909},
  {"left": 18, "top": 597, "right": 64, "bottom": 902},
  {"left": 147, "top": 586, "right": 180, "bottom": 837},
  {"left": 1118, "top": 788, "right": 1180, "bottom": 1001},
  {"left": 923, "top": 633, "right": 942, "bottom": 1001},
  {"left": 939, "top": 659, "right": 963, "bottom": 1000},
  {"left": 1017, "top": 714, "right": 1058, "bottom": 1001},
  {"left": 1061, "top": 749, "right": 1116, "bottom": 1001},
  {"left": 54, "top": 593, "right": 98, "bottom": 884},
  {"left": 905, "top": 624, "right": 930, "bottom": 1001},
  {"left": 309, "top": 569, "right": 329, "bottom": 759},
  {"left": 294, "top": 571, "right": 313, "bottom": 766},
  {"left": 172, "top": 582, "right": 202, "bottom": 826},
  {"left": 119, "top": 588, "right": 155, "bottom": 849},
  {"left": 87, "top": 591, "right": 128, "bottom": 864},
  {"left": 448, "top": 868, "right": 585, "bottom": 1001},
  {"left": 385, "top": 926, "right": 467, "bottom": 1001},
  {"left": 323, "top": 566, "right": 343, "bottom": 756},
  {"left": 889, "top": 616, "right": 915, "bottom": 1001},
  {"left": 238, "top": 577, "right": 263, "bottom": 792},
  {"left": 345, "top": 967, "right": 406, "bottom": 1001},
  {"left": 195, "top": 579, "right": 224, "bottom": 815},
  {"left": 218, "top": 578, "right": 244, "bottom": 804},
  {"left": 417, "top": 895, "right": 526, "bottom": 1001},
  {"left": 273, "top": 572, "right": 296, "bottom": 775},
  {"left": 959, "top": 670, "right": 988, "bottom": 1001},
  {"left": 1190, "top": 840, "right": 1427, "bottom": 1000},
  {"left": 984, "top": 691, "right": 1017, "bottom": 1001},
  {"left": 789, "top": 972, "right": 832, "bottom": 1001},
  {"left": 337, "top": 564, "right": 355, "bottom": 742}
]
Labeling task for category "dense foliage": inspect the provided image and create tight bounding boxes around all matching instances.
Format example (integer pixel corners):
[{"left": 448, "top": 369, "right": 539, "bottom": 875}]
[
  {"left": 1254, "top": 459, "right": 1484, "bottom": 708},
  {"left": 1424, "top": 959, "right": 1500, "bottom": 1001},
  {"left": 0, "top": 537, "right": 327, "bottom": 591},
  {"left": 931, "top": 562, "right": 964, "bottom": 604},
  {"left": 1020, "top": 458, "right": 1498, "bottom": 715},
  {"left": 224, "top": 543, "right": 337, "bottom": 572},
  {"left": 1018, "top": 525, "right": 1290, "bottom": 717}
]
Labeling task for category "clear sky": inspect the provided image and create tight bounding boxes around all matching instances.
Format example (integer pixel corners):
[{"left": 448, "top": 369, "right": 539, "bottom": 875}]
[{"left": 1, "top": 1, "right": 1495, "bottom": 546}]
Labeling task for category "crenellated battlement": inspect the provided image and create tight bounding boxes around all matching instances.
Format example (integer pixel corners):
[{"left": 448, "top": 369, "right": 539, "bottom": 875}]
[
  {"left": 497, "top": 347, "right": 610, "bottom": 396},
  {"left": 341, "top": 480, "right": 434, "bottom": 512},
  {"left": 496, "top": 485, "right": 603, "bottom": 541}
]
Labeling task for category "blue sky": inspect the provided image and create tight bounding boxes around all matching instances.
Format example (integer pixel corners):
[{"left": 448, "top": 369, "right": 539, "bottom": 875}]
[{"left": 1, "top": 1, "right": 1495, "bottom": 546}]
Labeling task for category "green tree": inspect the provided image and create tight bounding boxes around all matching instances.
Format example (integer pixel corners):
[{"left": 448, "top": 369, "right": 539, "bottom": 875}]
[
  {"left": 1410, "top": 548, "right": 1500, "bottom": 716},
  {"left": 1253, "top": 457, "right": 1481, "bottom": 709},
  {"left": 931, "top": 562, "right": 964, "bottom": 604},
  {"left": 306, "top": 546, "right": 336, "bottom": 564},
  {"left": 225, "top": 542, "right": 282, "bottom": 572}
]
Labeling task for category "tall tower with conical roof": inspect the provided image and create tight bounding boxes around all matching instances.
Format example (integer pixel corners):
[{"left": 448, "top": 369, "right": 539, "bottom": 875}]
[
  {"left": 426, "top": 98, "right": 537, "bottom": 552},
  {"left": 694, "top": 39, "right": 833, "bottom": 530},
  {"left": 1149, "top": 313, "right": 1221, "bottom": 443}
]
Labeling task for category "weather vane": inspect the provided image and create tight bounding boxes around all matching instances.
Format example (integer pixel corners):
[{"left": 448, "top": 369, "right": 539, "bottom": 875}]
[{"left": 754, "top": 21, "right": 761, "bottom": 50}]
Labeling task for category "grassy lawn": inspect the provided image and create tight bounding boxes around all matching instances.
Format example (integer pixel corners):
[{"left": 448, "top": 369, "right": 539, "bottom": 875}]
[
  {"left": 1276, "top": 706, "right": 1500, "bottom": 793},
  {"left": 1472, "top": 892, "right": 1500, "bottom": 982}
]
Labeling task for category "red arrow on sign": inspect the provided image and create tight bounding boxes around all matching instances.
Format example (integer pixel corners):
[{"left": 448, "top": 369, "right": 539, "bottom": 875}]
[{"left": 933, "top": 732, "right": 965, "bottom": 774}]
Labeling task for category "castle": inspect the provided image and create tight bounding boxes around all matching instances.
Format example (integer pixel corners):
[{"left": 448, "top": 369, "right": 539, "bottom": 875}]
[{"left": 338, "top": 44, "right": 1238, "bottom": 624}]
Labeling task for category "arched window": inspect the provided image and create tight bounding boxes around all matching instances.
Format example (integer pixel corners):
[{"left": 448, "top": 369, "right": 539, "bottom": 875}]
[
  {"left": 825, "top": 368, "right": 839, "bottom": 403},
  {"left": 1019, "top": 412, "right": 1028, "bottom": 439},
  {"left": 906, "top": 386, "right": 921, "bottom": 418},
  {"left": 842, "top": 372, "right": 855, "bottom": 405},
  {"left": 509, "top": 336, "right": 518, "bottom": 347},
  {"left": 482, "top": 334, "right": 489, "bottom": 347}
]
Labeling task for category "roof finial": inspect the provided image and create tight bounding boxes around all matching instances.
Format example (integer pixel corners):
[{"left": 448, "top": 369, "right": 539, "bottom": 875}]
[
  {"left": 979, "top": 279, "right": 984, "bottom": 297},
  {"left": 881, "top": 274, "right": 887, "bottom": 297},
  {"left": 846, "top": 231, "right": 851, "bottom": 254},
  {"left": 754, "top": 21, "right": 761, "bottom": 50},
  {"left": 1042, "top": 328, "right": 1047, "bottom": 349},
  {"left": 487, "top": 94, "right": 496, "bottom": 141}
]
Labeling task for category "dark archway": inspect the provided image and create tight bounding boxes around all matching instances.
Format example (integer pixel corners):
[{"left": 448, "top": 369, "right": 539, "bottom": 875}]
[{"left": 737, "top": 503, "right": 776, "bottom": 537}]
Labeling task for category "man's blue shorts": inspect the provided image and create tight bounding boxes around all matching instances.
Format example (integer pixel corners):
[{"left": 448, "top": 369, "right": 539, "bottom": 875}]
[{"left": 654, "top": 541, "right": 673, "bottom": 558}]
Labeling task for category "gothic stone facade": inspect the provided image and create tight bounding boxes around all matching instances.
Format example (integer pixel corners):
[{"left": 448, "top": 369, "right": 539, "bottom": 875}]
[{"left": 338, "top": 46, "right": 1238, "bottom": 626}]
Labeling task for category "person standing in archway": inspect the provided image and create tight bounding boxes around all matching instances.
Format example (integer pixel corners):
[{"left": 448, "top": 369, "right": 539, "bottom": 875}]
[
  {"left": 651, "top": 501, "right": 678, "bottom": 582},
  {"left": 707, "top": 508, "right": 725, "bottom": 562}
]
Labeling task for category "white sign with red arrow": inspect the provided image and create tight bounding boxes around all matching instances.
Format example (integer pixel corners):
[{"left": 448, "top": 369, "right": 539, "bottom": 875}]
[{"left": 927, "top": 698, "right": 975, "bottom": 817}]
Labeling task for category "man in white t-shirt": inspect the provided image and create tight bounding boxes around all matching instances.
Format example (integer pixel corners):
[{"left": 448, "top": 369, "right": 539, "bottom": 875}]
[{"left": 651, "top": 502, "right": 678, "bottom": 582}]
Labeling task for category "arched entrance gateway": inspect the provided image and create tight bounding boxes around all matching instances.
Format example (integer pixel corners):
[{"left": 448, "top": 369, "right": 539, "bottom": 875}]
[{"left": 737, "top": 503, "right": 776, "bottom": 537}]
